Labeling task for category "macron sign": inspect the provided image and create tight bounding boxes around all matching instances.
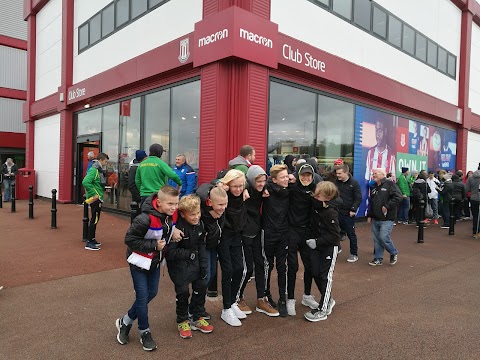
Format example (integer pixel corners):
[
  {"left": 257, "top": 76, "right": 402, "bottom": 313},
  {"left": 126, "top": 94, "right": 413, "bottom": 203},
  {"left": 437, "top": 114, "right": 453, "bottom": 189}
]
[{"left": 193, "top": 6, "right": 278, "bottom": 68}]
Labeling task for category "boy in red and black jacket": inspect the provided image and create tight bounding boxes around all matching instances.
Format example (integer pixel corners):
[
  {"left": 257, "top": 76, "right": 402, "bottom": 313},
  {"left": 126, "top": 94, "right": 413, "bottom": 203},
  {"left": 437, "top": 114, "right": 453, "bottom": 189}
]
[{"left": 115, "top": 186, "right": 179, "bottom": 352}]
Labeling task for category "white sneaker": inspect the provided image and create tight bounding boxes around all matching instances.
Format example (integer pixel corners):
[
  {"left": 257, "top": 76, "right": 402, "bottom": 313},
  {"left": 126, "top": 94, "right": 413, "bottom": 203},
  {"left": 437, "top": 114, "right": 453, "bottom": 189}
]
[
  {"left": 286, "top": 299, "right": 296, "bottom": 316},
  {"left": 326, "top": 298, "right": 336, "bottom": 315},
  {"left": 347, "top": 254, "right": 358, "bottom": 263},
  {"left": 231, "top": 303, "right": 247, "bottom": 319},
  {"left": 301, "top": 294, "right": 319, "bottom": 309},
  {"left": 221, "top": 309, "right": 242, "bottom": 327}
]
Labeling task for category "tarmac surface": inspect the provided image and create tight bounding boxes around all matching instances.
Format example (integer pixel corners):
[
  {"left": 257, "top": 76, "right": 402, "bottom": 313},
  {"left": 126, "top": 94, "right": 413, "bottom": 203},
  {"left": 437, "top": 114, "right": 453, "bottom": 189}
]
[{"left": 1, "top": 198, "right": 480, "bottom": 359}]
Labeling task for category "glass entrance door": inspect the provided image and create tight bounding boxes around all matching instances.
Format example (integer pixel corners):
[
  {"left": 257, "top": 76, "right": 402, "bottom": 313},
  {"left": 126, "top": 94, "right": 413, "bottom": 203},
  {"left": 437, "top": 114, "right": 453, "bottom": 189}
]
[{"left": 76, "top": 134, "right": 100, "bottom": 203}]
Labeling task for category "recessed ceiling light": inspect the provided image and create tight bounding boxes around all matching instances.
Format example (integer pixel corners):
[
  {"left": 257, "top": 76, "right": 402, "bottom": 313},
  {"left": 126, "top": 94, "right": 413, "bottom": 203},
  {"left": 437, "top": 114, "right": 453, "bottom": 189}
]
[
  {"left": 282, "top": 118, "right": 286, "bottom": 121},
  {"left": 181, "top": 117, "right": 186, "bottom": 120}
]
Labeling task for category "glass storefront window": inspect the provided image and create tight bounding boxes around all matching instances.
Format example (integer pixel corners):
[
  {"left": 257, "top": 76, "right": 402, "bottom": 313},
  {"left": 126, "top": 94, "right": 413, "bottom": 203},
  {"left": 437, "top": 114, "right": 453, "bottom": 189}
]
[
  {"left": 268, "top": 82, "right": 316, "bottom": 165},
  {"left": 117, "top": 97, "right": 141, "bottom": 210},
  {"left": 102, "top": 103, "right": 120, "bottom": 209},
  {"left": 145, "top": 89, "right": 170, "bottom": 158},
  {"left": 316, "top": 95, "right": 354, "bottom": 170},
  {"left": 170, "top": 82, "right": 201, "bottom": 169},
  {"left": 75, "top": 80, "right": 200, "bottom": 211},
  {"left": 268, "top": 81, "right": 354, "bottom": 175},
  {"left": 77, "top": 108, "right": 101, "bottom": 135}
]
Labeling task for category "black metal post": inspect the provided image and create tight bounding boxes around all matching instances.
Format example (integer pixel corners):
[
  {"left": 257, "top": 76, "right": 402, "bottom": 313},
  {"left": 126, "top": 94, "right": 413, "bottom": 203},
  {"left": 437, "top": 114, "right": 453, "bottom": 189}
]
[
  {"left": 417, "top": 200, "right": 425, "bottom": 243},
  {"left": 0, "top": 184, "right": 2, "bottom": 208},
  {"left": 207, "top": 261, "right": 218, "bottom": 298},
  {"left": 28, "top": 185, "right": 34, "bottom": 219},
  {"left": 51, "top": 189, "right": 57, "bottom": 229},
  {"left": 11, "top": 183, "right": 16, "bottom": 213},
  {"left": 82, "top": 195, "right": 89, "bottom": 241},
  {"left": 130, "top": 201, "right": 138, "bottom": 224},
  {"left": 449, "top": 201, "right": 455, "bottom": 235}
]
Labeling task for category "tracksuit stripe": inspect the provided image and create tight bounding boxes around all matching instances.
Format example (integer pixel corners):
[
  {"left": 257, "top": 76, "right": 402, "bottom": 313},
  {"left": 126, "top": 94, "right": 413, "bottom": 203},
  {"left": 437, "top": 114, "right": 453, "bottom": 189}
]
[{"left": 321, "top": 245, "right": 338, "bottom": 312}]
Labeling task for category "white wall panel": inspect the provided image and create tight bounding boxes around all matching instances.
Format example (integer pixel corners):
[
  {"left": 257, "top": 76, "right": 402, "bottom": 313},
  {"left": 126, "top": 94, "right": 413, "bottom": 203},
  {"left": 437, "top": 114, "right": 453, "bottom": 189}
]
[
  {"left": 0, "top": 46, "right": 27, "bottom": 90},
  {"left": 0, "top": 0, "right": 27, "bottom": 40},
  {"left": 35, "top": 0, "right": 62, "bottom": 100},
  {"left": 470, "top": 24, "right": 480, "bottom": 115},
  {"left": 0, "top": 98, "right": 25, "bottom": 133},
  {"left": 467, "top": 131, "right": 480, "bottom": 172},
  {"left": 34, "top": 114, "right": 60, "bottom": 198},
  {"left": 271, "top": 0, "right": 460, "bottom": 106},
  {"left": 73, "top": 0, "right": 202, "bottom": 83}
]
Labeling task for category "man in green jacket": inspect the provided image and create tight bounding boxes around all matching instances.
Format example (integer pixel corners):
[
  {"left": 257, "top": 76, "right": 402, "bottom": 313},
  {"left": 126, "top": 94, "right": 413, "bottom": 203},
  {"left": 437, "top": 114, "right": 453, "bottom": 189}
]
[
  {"left": 135, "top": 144, "right": 182, "bottom": 205},
  {"left": 82, "top": 152, "right": 109, "bottom": 251},
  {"left": 397, "top": 167, "right": 411, "bottom": 224}
]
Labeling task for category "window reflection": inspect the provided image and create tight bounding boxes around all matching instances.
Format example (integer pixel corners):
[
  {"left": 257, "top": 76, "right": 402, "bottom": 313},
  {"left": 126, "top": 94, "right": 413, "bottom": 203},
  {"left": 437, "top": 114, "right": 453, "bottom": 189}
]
[
  {"left": 268, "top": 82, "right": 316, "bottom": 165},
  {"left": 76, "top": 80, "right": 200, "bottom": 211},
  {"left": 170, "top": 82, "right": 201, "bottom": 169},
  {"left": 268, "top": 81, "right": 354, "bottom": 176},
  {"left": 145, "top": 89, "right": 170, "bottom": 157}
]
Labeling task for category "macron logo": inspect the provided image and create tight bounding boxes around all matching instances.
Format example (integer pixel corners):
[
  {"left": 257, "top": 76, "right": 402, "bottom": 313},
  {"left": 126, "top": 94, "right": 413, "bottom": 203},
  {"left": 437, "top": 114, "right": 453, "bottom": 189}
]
[
  {"left": 198, "top": 29, "right": 229, "bottom": 47},
  {"left": 239, "top": 28, "right": 273, "bottom": 48}
]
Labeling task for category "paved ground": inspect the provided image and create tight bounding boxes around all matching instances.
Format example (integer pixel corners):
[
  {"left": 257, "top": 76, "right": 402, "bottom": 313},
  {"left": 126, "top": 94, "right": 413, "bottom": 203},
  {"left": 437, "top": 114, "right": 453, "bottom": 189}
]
[{"left": 1, "top": 199, "right": 480, "bottom": 359}]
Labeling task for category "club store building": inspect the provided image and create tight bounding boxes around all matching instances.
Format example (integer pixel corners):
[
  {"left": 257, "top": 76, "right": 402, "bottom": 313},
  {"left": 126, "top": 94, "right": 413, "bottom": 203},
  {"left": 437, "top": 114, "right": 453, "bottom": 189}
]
[{"left": 23, "top": 0, "right": 480, "bottom": 212}]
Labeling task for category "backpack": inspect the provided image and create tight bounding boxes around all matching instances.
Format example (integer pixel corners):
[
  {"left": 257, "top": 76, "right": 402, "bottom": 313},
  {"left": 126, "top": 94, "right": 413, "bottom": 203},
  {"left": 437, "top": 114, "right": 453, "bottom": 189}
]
[{"left": 412, "top": 186, "right": 423, "bottom": 201}]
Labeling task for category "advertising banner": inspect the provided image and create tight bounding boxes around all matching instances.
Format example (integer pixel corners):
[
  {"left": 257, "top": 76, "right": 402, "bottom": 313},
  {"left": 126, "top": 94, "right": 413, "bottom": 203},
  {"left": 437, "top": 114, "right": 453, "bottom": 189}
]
[{"left": 353, "top": 105, "right": 457, "bottom": 217}]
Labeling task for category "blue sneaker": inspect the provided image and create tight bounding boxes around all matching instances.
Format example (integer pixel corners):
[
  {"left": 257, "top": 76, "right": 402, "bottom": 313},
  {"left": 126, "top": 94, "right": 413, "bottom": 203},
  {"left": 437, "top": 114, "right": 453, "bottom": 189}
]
[{"left": 85, "top": 241, "right": 100, "bottom": 251}]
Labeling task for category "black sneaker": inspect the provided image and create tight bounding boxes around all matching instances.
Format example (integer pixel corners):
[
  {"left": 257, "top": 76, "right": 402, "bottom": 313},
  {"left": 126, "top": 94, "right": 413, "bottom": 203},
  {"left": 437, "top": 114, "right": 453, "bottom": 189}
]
[
  {"left": 140, "top": 331, "right": 157, "bottom": 351},
  {"left": 115, "top": 318, "right": 132, "bottom": 345},
  {"left": 85, "top": 241, "right": 100, "bottom": 251},
  {"left": 92, "top": 239, "right": 102, "bottom": 247},
  {"left": 266, "top": 294, "right": 278, "bottom": 309},
  {"left": 188, "top": 310, "right": 211, "bottom": 320},
  {"left": 278, "top": 300, "right": 288, "bottom": 317},
  {"left": 368, "top": 258, "right": 382, "bottom": 266},
  {"left": 390, "top": 254, "right": 398, "bottom": 266}
]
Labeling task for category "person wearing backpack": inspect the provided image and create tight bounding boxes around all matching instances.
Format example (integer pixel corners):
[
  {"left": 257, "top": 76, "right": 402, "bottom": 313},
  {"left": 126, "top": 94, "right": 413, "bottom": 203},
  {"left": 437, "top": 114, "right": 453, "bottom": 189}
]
[
  {"left": 438, "top": 173, "right": 454, "bottom": 229},
  {"left": 452, "top": 174, "right": 466, "bottom": 221},
  {"left": 412, "top": 170, "right": 430, "bottom": 226}
]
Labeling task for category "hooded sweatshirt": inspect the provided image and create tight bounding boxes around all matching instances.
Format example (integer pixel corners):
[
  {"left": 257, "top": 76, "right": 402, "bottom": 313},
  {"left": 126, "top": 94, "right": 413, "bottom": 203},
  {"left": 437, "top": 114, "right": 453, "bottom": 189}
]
[
  {"left": 244, "top": 165, "right": 267, "bottom": 237},
  {"left": 466, "top": 170, "right": 480, "bottom": 201},
  {"left": 82, "top": 160, "right": 107, "bottom": 200},
  {"left": 228, "top": 155, "right": 250, "bottom": 174},
  {"left": 284, "top": 155, "right": 296, "bottom": 174}
]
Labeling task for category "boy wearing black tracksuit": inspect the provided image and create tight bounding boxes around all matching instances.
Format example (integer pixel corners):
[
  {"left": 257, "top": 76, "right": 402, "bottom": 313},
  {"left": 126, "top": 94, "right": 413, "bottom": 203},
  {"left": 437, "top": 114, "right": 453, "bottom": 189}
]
[
  {"left": 238, "top": 165, "right": 279, "bottom": 316},
  {"left": 262, "top": 164, "right": 292, "bottom": 317},
  {"left": 166, "top": 195, "right": 212, "bottom": 339},
  {"left": 305, "top": 181, "right": 341, "bottom": 322},
  {"left": 286, "top": 163, "right": 320, "bottom": 316}
]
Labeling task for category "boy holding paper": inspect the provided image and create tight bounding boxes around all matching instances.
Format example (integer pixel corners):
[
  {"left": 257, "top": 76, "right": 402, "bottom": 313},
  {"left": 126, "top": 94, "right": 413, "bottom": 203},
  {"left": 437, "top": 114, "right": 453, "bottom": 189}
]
[{"left": 115, "top": 185, "right": 179, "bottom": 351}]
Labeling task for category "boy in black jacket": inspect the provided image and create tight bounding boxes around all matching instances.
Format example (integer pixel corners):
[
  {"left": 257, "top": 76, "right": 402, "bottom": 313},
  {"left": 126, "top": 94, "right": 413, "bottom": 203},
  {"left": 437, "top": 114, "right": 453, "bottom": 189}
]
[
  {"left": 115, "top": 185, "right": 179, "bottom": 351},
  {"left": 286, "top": 163, "right": 320, "bottom": 316},
  {"left": 304, "top": 181, "right": 341, "bottom": 322},
  {"left": 263, "top": 164, "right": 293, "bottom": 317},
  {"left": 238, "top": 165, "right": 279, "bottom": 317},
  {"left": 166, "top": 195, "right": 213, "bottom": 339}
]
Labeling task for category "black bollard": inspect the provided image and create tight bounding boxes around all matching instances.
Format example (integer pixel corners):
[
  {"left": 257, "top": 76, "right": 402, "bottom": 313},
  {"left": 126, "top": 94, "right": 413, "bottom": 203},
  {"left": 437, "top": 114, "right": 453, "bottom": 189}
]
[
  {"left": 51, "top": 189, "right": 57, "bottom": 229},
  {"left": 417, "top": 200, "right": 425, "bottom": 243},
  {"left": 28, "top": 185, "right": 34, "bottom": 219},
  {"left": 207, "top": 261, "right": 218, "bottom": 298},
  {"left": 130, "top": 201, "right": 138, "bottom": 224},
  {"left": 11, "top": 183, "right": 16, "bottom": 213},
  {"left": 82, "top": 195, "right": 89, "bottom": 241},
  {"left": 449, "top": 201, "right": 455, "bottom": 235},
  {"left": 0, "top": 185, "right": 2, "bottom": 208}
]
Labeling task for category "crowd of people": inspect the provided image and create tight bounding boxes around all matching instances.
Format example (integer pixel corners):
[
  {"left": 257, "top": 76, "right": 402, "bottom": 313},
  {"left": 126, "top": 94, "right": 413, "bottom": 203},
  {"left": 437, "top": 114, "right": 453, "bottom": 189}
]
[{"left": 79, "top": 144, "right": 480, "bottom": 352}]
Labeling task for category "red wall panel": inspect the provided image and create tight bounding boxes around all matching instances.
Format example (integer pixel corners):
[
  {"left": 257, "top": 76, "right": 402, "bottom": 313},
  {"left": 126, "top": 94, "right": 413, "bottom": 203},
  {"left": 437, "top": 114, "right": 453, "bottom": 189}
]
[{"left": 0, "top": 132, "right": 26, "bottom": 148}]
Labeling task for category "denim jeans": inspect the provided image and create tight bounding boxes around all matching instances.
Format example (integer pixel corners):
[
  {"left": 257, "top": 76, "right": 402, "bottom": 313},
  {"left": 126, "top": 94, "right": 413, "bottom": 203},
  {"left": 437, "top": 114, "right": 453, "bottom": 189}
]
[
  {"left": 428, "top": 198, "right": 439, "bottom": 219},
  {"left": 3, "top": 179, "right": 14, "bottom": 201},
  {"left": 471, "top": 200, "right": 480, "bottom": 235},
  {"left": 397, "top": 197, "right": 410, "bottom": 222},
  {"left": 371, "top": 219, "right": 397, "bottom": 260},
  {"left": 127, "top": 265, "right": 160, "bottom": 331},
  {"left": 205, "top": 247, "right": 218, "bottom": 287}
]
